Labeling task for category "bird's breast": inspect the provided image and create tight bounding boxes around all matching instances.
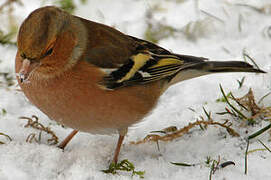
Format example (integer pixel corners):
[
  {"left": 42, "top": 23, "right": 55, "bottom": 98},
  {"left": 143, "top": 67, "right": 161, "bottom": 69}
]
[{"left": 16, "top": 60, "right": 162, "bottom": 134}]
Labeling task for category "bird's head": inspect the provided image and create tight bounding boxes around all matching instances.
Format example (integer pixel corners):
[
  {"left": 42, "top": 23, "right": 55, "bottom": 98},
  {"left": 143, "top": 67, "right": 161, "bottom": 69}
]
[
  {"left": 16, "top": 6, "right": 87, "bottom": 82},
  {"left": 18, "top": 6, "right": 69, "bottom": 60}
]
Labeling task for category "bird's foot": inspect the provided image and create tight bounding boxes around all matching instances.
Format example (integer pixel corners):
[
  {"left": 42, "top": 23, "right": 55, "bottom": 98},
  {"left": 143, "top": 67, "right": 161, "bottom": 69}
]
[{"left": 57, "top": 130, "right": 78, "bottom": 151}]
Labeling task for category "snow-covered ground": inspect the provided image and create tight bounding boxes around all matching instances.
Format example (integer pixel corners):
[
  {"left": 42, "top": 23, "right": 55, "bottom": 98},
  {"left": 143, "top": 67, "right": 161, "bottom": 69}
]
[{"left": 0, "top": 0, "right": 271, "bottom": 179}]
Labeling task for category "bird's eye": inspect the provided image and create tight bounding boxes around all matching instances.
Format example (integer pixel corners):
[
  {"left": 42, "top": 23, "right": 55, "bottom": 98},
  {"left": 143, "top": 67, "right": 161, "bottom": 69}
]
[
  {"left": 21, "top": 53, "right": 26, "bottom": 59},
  {"left": 44, "top": 48, "right": 53, "bottom": 57}
]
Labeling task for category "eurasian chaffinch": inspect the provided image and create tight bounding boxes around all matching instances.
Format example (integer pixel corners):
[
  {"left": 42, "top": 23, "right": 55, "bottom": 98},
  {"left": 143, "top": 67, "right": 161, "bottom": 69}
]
[{"left": 15, "top": 6, "right": 265, "bottom": 164}]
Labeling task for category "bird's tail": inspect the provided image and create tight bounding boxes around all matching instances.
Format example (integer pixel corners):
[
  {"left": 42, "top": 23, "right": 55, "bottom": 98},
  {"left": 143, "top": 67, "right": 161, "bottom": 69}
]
[
  {"left": 190, "top": 61, "right": 265, "bottom": 73},
  {"left": 168, "top": 61, "right": 265, "bottom": 86}
]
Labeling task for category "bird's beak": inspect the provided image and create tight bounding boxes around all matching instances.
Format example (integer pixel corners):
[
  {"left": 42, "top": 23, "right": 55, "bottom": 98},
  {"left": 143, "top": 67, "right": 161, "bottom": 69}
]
[
  {"left": 17, "top": 58, "right": 40, "bottom": 83},
  {"left": 18, "top": 59, "right": 30, "bottom": 83}
]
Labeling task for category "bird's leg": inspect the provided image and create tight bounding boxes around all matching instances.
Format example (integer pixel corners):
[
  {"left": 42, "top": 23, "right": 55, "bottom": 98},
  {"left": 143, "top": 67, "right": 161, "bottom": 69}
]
[
  {"left": 58, "top": 129, "right": 78, "bottom": 150},
  {"left": 112, "top": 128, "right": 127, "bottom": 164},
  {"left": 113, "top": 135, "right": 125, "bottom": 164}
]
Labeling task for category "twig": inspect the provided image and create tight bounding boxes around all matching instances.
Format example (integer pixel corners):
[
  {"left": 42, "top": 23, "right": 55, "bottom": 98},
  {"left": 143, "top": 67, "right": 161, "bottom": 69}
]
[
  {"left": 203, "top": 107, "right": 212, "bottom": 121},
  {"left": 219, "top": 84, "right": 248, "bottom": 120},
  {"left": 235, "top": 3, "right": 271, "bottom": 15},
  {"left": 150, "top": 126, "right": 178, "bottom": 134},
  {"left": 242, "top": 49, "right": 261, "bottom": 70},
  {"left": 245, "top": 124, "right": 271, "bottom": 175},
  {"left": 170, "top": 162, "right": 196, "bottom": 167},
  {"left": 0, "top": 132, "right": 12, "bottom": 144},
  {"left": 258, "top": 139, "right": 271, "bottom": 153},
  {"left": 230, "top": 92, "right": 248, "bottom": 111},
  {"left": 236, "top": 77, "right": 245, "bottom": 89},
  {"left": 245, "top": 140, "right": 249, "bottom": 175},
  {"left": 20, "top": 115, "right": 59, "bottom": 145},
  {"left": 247, "top": 148, "right": 266, "bottom": 154},
  {"left": 200, "top": 10, "right": 224, "bottom": 24},
  {"left": 248, "top": 123, "right": 271, "bottom": 140},
  {"left": 209, "top": 156, "right": 220, "bottom": 180},
  {"left": 26, "top": 133, "right": 38, "bottom": 143},
  {"left": 258, "top": 92, "right": 271, "bottom": 104},
  {"left": 130, "top": 120, "right": 239, "bottom": 145}
]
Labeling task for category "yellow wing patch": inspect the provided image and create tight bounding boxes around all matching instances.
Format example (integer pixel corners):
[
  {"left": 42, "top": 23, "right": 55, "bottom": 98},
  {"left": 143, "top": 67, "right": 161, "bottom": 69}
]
[
  {"left": 117, "top": 53, "right": 151, "bottom": 83},
  {"left": 103, "top": 51, "right": 185, "bottom": 89},
  {"left": 149, "top": 58, "right": 183, "bottom": 69}
]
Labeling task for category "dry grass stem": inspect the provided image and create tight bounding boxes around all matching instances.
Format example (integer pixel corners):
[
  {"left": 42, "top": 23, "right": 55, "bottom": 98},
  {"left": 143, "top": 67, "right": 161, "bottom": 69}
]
[
  {"left": 0, "top": 132, "right": 12, "bottom": 144},
  {"left": 130, "top": 120, "right": 239, "bottom": 145},
  {"left": 20, "top": 115, "right": 59, "bottom": 145},
  {"left": 235, "top": 89, "right": 260, "bottom": 116},
  {"left": 236, "top": 3, "right": 271, "bottom": 15},
  {"left": 233, "top": 89, "right": 271, "bottom": 123},
  {"left": 26, "top": 133, "right": 39, "bottom": 143}
]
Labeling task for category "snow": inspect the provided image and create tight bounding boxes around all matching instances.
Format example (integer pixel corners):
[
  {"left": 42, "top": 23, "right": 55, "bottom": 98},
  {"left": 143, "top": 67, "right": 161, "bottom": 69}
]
[{"left": 0, "top": 0, "right": 271, "bottom": 179}]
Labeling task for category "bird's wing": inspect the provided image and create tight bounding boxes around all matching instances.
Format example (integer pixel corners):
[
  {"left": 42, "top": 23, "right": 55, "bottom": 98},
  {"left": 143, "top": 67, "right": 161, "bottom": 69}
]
[
  {"left": 99, "top": 36, "right": 208, "bottom": 89},
  {"left": 80, "top": 18, "right": 209, "bottom": 89},
  {"left": 80, "top": 18, "right": 208, "bottom": 89}
]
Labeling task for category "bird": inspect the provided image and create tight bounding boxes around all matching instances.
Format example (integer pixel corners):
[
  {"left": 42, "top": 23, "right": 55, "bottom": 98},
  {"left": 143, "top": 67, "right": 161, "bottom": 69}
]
[{"left": 15, "top": 6, "right": 265, "bottom": 164}]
